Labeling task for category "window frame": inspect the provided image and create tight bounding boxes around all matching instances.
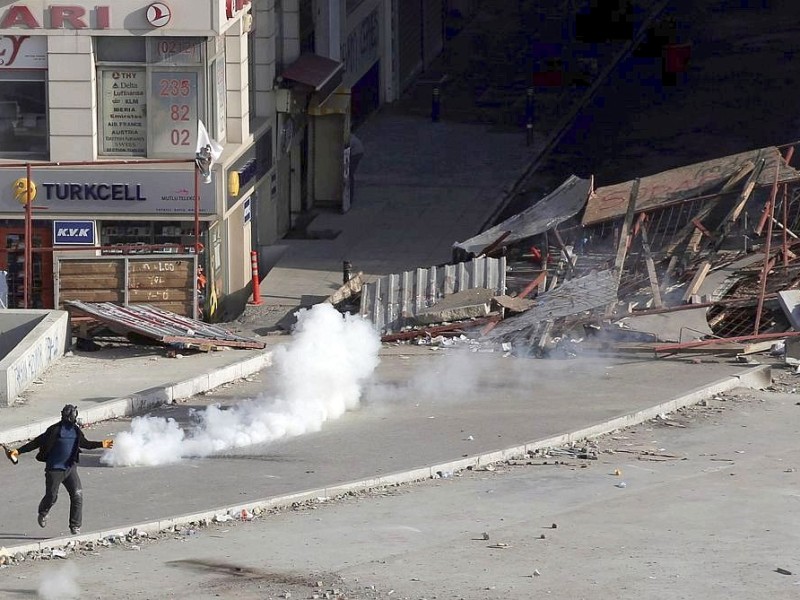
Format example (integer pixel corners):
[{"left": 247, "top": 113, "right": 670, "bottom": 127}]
[
  {"left": 0, "top": 70, "right": 48, "bottom": 159},
  {"left": 95, "top": 36, "right": 209, "bottom": 159}
]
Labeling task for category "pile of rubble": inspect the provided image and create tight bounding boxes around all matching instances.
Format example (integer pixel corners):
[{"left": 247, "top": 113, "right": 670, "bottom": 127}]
[{"left": 333, "top": 144, "right": 800, "bottom": 358}]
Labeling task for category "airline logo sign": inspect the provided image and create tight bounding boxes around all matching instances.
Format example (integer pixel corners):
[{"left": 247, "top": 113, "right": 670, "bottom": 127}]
[
  {"left": 53, "top": 220, "right": 96, "bottom": 245},
  {"left": 146, "top": 3, "right": 171, "bottom": 27}
]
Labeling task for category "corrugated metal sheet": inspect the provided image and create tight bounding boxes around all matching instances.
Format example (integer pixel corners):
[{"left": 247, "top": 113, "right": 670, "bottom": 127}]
[
  {"left": 485, "top": 269, "right": 618, "bottom": 341},
  {"left": 455, "top": 175, "right": 591, "bottom": 255},
  {"left": 66, "top": 301, "right": 265, "bottom": 350},
  {"left": 360, "top": 257, "right": 506, "bottom": 334},
  {"left": 583, "top": 147, "right": 800, "bottom": 226}
]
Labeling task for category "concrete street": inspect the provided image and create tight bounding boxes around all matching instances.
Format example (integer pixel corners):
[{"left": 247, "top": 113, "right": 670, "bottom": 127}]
[
  {"left": 3, "top": 378, "right": 798, "bottom": 599},
  {"left": 0, "top": 348, "right": 761, "bottom": 544}
]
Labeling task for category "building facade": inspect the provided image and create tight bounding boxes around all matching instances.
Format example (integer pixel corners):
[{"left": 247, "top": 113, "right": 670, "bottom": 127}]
[
  {"left": 0, "top": 0, "right": 450, "bottom": 318},
  {"left": 0, "top": 0, "right": 263, "bottom": 317}
]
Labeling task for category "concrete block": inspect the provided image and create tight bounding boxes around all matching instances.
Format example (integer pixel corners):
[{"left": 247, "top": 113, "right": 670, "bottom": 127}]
[
  {"left": 778, "top": 290, "right": 800, "bottom": 330},
  {"left": 415, "top": 288, "right": 495, "bottom": 325},
  {"left": 0, "top": 310, "right": 69, "bottom": 406},
  {"left": 784, "top": 337, "right": 800, "bottom": 365}
]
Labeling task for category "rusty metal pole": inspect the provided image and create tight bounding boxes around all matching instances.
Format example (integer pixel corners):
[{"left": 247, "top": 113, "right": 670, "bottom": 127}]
[
  {"left": 754, "top": 161, "right": 780, "bottom": 335},
  {"left": 194, "top": 165, "right": 201, "bottom": 254},
  {"left": 783, "top": 183, "right": 789, "bottom": 269},
  {"left": 24, "top": 162, "right": 32, "bottom": 309}
]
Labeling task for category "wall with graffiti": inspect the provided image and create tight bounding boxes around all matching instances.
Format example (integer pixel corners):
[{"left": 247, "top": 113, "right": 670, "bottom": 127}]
[{"left": 0, "top": 310, "right": 69, "bottom": 405}]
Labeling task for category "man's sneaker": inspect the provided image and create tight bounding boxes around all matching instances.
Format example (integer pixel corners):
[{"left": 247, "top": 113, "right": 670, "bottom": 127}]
[
  {"left": 37, "top": 513, "right": 47, "bottom": 528},
  {"left": 70, "top": 527, "right": 80, "bottom": 535}
]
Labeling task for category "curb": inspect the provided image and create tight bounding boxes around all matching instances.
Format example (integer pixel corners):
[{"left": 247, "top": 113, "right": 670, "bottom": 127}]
[
  {"left": 1, "top": 364, "right": 770, "bottom": 557},
  {"left": 0, "top": 350, "right": 274, "bottom": 447}
]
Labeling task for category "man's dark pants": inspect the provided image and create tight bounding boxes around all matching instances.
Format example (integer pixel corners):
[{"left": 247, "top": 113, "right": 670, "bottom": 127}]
[{"left": 39, "top": 466, "right": 83, "bottom": 529}]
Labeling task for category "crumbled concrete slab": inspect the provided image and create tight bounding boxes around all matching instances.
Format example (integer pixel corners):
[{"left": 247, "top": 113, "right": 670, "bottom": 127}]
[
  {"left": 618, "top": 307, "right": 713, "bottom": 343},
  {"left": 777, "top": 290, "right": 800, "bottom": 331},
  {"left": 493, "top": 295, "right": 535, "bottom": 313},
  {"left": 414, "top": 288, "right": 495, "bottom": 325}
]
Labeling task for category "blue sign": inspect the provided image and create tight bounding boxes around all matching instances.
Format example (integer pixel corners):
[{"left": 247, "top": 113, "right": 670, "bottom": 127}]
[
  {"left": 243, "top": 197, "right": 251, "bottom": 224},
  {"left": 53, "top": 220, "right": 96, "bottom": 246}
]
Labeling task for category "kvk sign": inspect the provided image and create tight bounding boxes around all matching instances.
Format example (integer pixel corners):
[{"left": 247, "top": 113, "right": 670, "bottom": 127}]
[{"left": 53, "top": 220, "right": 96, "bottom": 245}]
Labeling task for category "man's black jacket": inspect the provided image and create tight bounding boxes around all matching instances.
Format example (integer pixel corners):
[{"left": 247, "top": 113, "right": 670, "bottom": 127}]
[{"left": 17, "top": 422, "right": 103, "bottom": 464}]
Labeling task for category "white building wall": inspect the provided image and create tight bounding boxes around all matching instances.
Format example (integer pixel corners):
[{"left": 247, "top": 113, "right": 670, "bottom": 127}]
[
  {"left": 281, "top": 0, "right": 301, "bottom": 64},
  {"left": 253, "top": 0, "right": 277, "bottom": 118},
  {"left": 225, "top": 18, "right": 250, "bottom": 144},
  {"left": 47, "top": 36, "right": 96, "bottom": 161}
]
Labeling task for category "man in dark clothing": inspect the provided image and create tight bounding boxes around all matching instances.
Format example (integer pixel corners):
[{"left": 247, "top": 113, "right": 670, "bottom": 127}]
[{"left": 7, "top": 404, "right": 113, "bottom": 535}]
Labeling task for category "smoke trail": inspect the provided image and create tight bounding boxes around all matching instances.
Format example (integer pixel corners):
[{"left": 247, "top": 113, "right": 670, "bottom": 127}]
[
  {"left": 38, "top": 563, "right": 80, "bottom": 600},
  {"left": 102, "top": 303, "right": 381, "bottom": 467}
]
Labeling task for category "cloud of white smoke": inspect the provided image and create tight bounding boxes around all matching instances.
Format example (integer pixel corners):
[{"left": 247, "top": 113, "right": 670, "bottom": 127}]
[
  {"left": 38, "top": 563, "right": 80, "bottom": 600},
  {"left": 102, "top": 303, "right": 381, "bottom": 467}
]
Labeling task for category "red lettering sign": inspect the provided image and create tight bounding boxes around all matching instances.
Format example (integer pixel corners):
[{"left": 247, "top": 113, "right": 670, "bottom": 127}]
[
  {"left": 50, "top": 6, "right": 87, "bottom": 29},
  {"left": 1, "top": 7, "right": 40, "bottom": 29},
  {"left": 0, "top": 5, "right": 110, "bottom": 29},
  {"left": 96, "top": 6, "right": 109, "bottom": 29},
  {"left": 0, "top": 35, "right": 28, "bottom": 66}
]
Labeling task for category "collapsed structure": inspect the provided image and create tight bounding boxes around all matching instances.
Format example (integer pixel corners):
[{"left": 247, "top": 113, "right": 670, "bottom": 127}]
[{"left": 350, "top": 143, "right": 800, "bottom": 357}]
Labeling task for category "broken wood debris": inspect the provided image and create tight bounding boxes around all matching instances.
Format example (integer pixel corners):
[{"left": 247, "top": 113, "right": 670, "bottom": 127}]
[
  {"left": 358, "top": 144, "right": 800, "bottom": 358},
  {"left": 66, "top": 301, "right": 266, "bottom": 350}
]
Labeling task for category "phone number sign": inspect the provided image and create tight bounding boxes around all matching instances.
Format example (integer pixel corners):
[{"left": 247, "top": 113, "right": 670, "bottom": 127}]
[{"left": 150, "top": 71, "right": 198, "bottom": 156}]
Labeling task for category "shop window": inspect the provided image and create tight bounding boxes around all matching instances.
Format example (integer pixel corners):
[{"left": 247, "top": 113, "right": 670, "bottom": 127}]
[
  {"left": 0, "top": 71, "right": 47, "bottom": 159},
  {"left": 96, "top": 37, "right": 211, "bottom": 158},
  {"left": 96, "top": 37, "right": 146, "bottom": 62},
  {"left": 100, "top": 220, "right": 199, "bottom": 254}
]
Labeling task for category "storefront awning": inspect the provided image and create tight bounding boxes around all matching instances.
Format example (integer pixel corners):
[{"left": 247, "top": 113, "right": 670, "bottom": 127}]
[{"left": 279, "top": 54, "right": 344, "bottom": 104}]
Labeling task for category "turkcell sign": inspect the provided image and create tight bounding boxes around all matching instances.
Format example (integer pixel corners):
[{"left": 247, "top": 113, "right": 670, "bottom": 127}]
[
  {"left": 43, "top": 183, "right": 145, "bottom": 201},
  {"left": 0, "top": 169, "right": 216, "bottom": 215},
  {"left": 53, "top": 220, "right": 96, "bottom": 246}
]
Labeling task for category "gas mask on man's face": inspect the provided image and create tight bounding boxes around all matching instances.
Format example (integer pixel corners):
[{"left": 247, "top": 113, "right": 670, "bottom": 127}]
[{"left": 61, "top": 404, "right": 78, "bottom": 425}]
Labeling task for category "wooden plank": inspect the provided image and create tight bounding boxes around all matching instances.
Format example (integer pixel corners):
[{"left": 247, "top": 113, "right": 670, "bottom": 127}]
[
  {"left": 59, "top": 262, "right": 123, "bottom": 276},
  {"left": 145, "top": 302, "right": 194, "bottom": 317},
  {"left": 59, "top": 290, "right": 124, "bottom": 303},
  {"left": 128, "top": 273, "right": 194, "bottom": 287},
  {"left": 639, "top": 221, "right": 663, "bottom": 308},
  {"left": 663, "top": 201, "right": 718, "bottom": 256},
  {"left": 682, "top": 261, "right": 711, "bottom": 303},
  {"left": 552, "top": 226, "right": 576, "bottom": 275},
  {"left": 128, "top": 288, "right": 193, "bottom": 302},
  {"left": 128, "top": 259, "right": 193, "bottom": 274},
  {"left": 611, "top": 178, "right": 640, "bottom": 280},
  {"left": 713, "top": 157, "right": 765, "bottom": 249},
  {"left": 606, "top": 178, "right": 640, "bottom": 316},
  {"left": 60, "top": 276, "right": 123, "bottom": 290}
]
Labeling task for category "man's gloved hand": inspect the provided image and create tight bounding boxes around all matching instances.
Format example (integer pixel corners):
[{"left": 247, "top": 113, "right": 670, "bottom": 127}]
[
  {"left": 6, "top": 448, "right": 19, "bottom": 464},
  {"left": 102, "top": 439, "right": 114, "bottom": 449}
]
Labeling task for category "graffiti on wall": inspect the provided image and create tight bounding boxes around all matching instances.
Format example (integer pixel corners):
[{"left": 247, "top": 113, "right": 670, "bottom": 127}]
[{"left": 8, "top": 327, "right": 64, "bottom": 402}]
